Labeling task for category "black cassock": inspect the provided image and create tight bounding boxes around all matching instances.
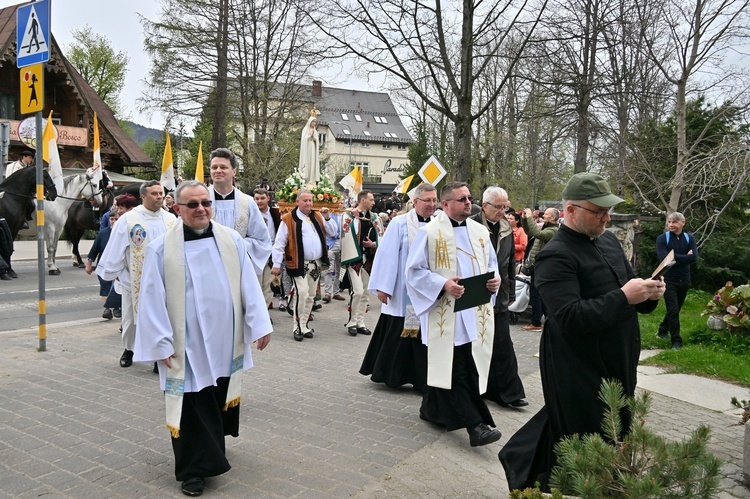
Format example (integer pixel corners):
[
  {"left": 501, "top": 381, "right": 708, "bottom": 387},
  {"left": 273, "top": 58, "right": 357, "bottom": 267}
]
[{"left": 499, "top": 225, "right": 657, "bottom": 490}]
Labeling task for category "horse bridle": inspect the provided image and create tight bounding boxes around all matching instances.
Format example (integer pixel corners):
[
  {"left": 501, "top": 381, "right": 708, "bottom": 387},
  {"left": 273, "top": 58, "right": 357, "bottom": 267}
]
[{"left": 54, "top": 174, "right": 103, "bottom": 205}]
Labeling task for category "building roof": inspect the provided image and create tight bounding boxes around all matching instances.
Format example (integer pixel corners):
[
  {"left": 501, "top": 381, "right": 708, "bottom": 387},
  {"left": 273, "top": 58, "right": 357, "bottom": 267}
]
[
  {"left": 0, "top": 4, "right": 152, "bottom": 167},
  {"left": 276, "top": 81, "right": 412, "bottom": 145}
]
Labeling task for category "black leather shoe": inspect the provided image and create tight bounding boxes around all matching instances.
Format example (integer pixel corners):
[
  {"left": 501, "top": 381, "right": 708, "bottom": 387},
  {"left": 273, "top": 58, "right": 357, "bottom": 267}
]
[
  {"left": 113, "top": 308, "right": 121, "bottom": 318},
  {"left": 303, "top": 330, "right": 314, "bottom": 338},
  {"left": 102, "top": 308, "right": 113, "bottom": 320},
  {"left": 357, "top": 327, "right": 372, "bottom": 336},
  {"left": 153, "top": 362, "right": 159, "bottom": 374},
  {"left": 657, "top": 331, "right": 669, "bottom": 340},
  {"left": 468, "top": 423, "right": 502, "bottom": 447},
  {"left": 505, "top": 399, "right": 529, "bottom": 408},
  {"left": 0, "top": 273, "right": 11, "bottom": 281},
  {"left": 286, "top": 305, "right": 294, "bottom": 316},
  {"left": 312, "top": 303, "right": 322, "bottom": 311},
  {"left": 181, "top": 477, "right": 204, "bottom": 496},
  {"left": 7, "top": 269, "right": 18, "bottom": 278},
  {"left": 347, "top": 326, "right": 358, "bottom": 336},
  {"left": 293, "top": 329, "right": 304, "bottom": 341},
  {"left": 119, "top": 349, "right": 133, "bottom": 368}
]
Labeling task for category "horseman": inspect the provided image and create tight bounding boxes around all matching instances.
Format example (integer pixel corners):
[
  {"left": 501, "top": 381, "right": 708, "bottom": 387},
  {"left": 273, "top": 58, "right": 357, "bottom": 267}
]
[{"left": 4, "top": 150, "right": 35, "bottom": 229}]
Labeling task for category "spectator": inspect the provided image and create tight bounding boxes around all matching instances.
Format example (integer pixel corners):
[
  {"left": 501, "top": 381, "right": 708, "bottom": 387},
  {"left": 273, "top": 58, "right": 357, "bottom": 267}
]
[
  {"left": 520, "top": 207, "right": 559, "bottom": 332},
  {"left": 506, "top": 211, "right": 527, "bottom": 263}
]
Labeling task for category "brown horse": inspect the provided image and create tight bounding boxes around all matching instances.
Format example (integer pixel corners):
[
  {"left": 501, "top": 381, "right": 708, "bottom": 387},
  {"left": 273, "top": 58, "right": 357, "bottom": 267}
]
[{"left": 0, "top": 167, "right": 58, "bottom": 239}]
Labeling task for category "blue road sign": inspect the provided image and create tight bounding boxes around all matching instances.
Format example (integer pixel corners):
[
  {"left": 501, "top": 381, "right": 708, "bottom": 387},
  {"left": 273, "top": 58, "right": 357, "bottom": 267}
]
[{"left": 17, "top": 0, "right": 51, "bottom": 68}]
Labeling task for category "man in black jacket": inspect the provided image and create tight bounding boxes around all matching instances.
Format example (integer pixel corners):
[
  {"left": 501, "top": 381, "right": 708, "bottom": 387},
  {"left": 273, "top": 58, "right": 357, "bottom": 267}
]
[
  {"left": 655, "top": 212, "right": 698, "bottom": 350},
  {"left": 471, "top": 186, "right": 527, "bottom": 408},
  {"left": 499, "top": 172, "right": 665, "bottom": 491}
]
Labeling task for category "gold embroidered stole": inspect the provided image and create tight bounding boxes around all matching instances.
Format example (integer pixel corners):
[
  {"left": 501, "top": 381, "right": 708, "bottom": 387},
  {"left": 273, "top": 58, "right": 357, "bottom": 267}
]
[
  {"left": 424, "top": 212, "right": 495, "bottom": 392},
  {"left": 163, "top": 221, "right": 244, "bottom": 438}
]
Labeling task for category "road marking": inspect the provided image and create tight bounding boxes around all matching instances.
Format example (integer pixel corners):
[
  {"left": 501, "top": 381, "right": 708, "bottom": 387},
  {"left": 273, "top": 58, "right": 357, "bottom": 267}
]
[
  {"left": 0, "top": 317, "right": 103, "bottom": 335},
  {"left": 0, "top": 285, "right": 98, "bottom": 296}
]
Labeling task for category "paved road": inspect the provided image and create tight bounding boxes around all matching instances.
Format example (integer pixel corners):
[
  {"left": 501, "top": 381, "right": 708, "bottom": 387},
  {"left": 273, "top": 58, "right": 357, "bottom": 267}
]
[{"left": 1, "top": 259, "right": 105, "bottom": 330}]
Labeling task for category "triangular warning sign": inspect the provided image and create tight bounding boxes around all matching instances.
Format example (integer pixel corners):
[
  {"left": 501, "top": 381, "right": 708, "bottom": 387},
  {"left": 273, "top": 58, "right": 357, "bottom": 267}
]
[{"left": 19, "top": 5, "right": 48, "bottom": 57}]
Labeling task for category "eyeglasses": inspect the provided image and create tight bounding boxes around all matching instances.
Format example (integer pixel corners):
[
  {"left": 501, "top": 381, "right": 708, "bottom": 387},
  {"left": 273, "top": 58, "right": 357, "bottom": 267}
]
[
  {"left": 447, "top": 196, "right": 472, "bottom": 203},
  {"left": 485, "top": 201, "right": 510, "bottom": 211},
  {"left": 178, "top": 200, "right": 213, "bottom": 209},
  {"left": 571, "top": 204, "right": 613, "bottom": 219},
  {"left": 415, "top": 198, "right": 438, "bottom": 204}
]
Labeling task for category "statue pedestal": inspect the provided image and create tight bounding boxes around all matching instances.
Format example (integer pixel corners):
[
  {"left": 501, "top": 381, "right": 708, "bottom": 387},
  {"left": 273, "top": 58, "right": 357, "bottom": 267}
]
[{"left": 277, "top": 202, "right": 341, "bottom": 214}]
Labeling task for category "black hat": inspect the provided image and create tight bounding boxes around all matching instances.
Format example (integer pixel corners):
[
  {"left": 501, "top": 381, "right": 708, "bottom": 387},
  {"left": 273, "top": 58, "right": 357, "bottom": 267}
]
[{"left": 20, "top": 150, "right": 34, "bottom": 157}]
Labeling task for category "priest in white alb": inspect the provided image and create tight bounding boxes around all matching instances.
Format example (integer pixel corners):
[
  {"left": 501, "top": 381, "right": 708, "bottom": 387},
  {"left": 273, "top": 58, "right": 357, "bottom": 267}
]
[
  {"left": 207, "top": 148, "right": 272, "bottom": 275},
  {"left": 134, "top": 181, "right": 272, "bottom": 497},
  {"left": 405, "top": 181, "right": 503, "bottom": 448}
]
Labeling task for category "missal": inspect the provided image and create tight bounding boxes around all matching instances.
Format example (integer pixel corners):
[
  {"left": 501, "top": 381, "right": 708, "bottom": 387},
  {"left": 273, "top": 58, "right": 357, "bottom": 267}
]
[
  {"left": 651, "top": 249, "right": 676, "bottom": 280},
  {"left": 454, "top": 271, "right": 495, "bottom": 312}
]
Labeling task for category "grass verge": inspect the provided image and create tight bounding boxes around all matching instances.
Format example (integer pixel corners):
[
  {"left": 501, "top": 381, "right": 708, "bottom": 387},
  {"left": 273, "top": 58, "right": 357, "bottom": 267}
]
[{"left": 639, "top": 289, "right": 750, "bottom": 389}]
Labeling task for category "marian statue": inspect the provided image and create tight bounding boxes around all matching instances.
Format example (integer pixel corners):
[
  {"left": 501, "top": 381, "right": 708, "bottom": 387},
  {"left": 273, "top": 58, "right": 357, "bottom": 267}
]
[{"left": 298, "top": 108, "right": 320, "bottom": 185}]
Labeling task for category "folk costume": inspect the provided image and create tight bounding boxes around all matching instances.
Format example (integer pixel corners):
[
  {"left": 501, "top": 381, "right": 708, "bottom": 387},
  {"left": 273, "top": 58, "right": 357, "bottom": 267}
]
[
  {"left": 272, "top": 208, "right": 337, "bottom": 337},
  {"left": 258, "top": 206, "right": 281, "bottom": 307},
  {"left": 134, "top": 220, "right": 272, "bottom": 482},
  {"left": 405, "top": 210, "right": 499, "bottom": 432},
  {"left": 470, "top": 211, "right": 526, "bottom": 406},
  {"left": 208, "top": 185, "right": 272, "bottom": 276},
  {"left": 97, "top": 204, "right": 176, "bottom": 353},
  {"left": 499, "top": 225, "right": 658, "bottom": 491},
  {"left": 340, "top": 208, "right": 384, "bottom": 331},
  {"left": 359, "top": 209, "right": 430, "bottom": 392}
]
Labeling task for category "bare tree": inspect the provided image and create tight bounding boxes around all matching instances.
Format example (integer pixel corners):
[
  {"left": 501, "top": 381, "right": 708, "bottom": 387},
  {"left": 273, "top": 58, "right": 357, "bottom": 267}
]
[
  {"left": 309, "top": 0, "right": 548, "bottom": 181},
  {"left": 636, "top": 0, "right": 750, "bottom": 214}
]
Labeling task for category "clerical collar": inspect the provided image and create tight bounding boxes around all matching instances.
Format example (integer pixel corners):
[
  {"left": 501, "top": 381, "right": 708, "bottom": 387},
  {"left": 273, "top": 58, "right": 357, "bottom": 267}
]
[
  {"left": 417, "top": 214, "right": 430, "bottom": 223},
  {"left": 184, "top": 222, "right": 214, "bottom": 241},
  {"left": 214, "top": 189, "right": 235, "bottom": 200},
  {"left": 449, "top": 218, "right": 466, "bottom": 227}
]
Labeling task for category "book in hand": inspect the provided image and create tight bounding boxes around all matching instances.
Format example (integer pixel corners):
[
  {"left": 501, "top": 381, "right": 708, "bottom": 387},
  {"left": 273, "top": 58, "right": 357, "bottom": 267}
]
[
  {"left": 651, "top": 249, "right": 676, "bottom": 280},
  {"left": 454, "top": 271, "right": 495, "bottom": 312}
]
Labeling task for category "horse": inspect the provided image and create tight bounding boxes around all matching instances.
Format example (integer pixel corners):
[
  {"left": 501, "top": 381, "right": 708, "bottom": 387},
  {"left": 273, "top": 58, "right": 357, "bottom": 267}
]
[
  {"left": 65, "top": 181, "right": 142, "bottom": 267},
  {"left": 0, "top": 167, "right": 58, "bottom": 239},
  {"left": 43, "top": 173, "right": 103, "bottom": 275}
]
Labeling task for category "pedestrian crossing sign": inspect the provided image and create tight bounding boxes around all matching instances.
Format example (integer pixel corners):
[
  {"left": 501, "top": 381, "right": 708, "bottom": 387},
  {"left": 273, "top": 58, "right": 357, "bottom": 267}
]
[
  {"left": 16, "top": 0, "right": 51, "bottom": 68},
  {"left": 418, "top": 155, "right": 447, "bottom": 186},
  {"left": 20, "top": 64, "right": 44, "bottom": 114}
]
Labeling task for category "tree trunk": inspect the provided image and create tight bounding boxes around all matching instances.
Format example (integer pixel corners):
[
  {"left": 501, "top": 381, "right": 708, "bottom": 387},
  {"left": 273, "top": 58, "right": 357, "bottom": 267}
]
[
  {"left": 669, "top": 79, "right": 687, "bottom": 214},
  {"left": 211, "top": 0, "right": 229, "bottom": 150}
]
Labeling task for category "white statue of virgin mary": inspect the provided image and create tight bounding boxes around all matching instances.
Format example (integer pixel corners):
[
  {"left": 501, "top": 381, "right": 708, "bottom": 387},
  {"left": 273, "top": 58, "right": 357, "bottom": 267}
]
[{"left": 298, "top": 110, "right": 320, "bottom": 185}]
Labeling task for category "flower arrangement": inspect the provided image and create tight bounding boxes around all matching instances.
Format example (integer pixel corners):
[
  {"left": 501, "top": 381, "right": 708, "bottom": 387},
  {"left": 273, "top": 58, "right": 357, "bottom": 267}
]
[
  {"left": 275, "top": 171, "right": 340, "bottom": 204},
  {"left": 701, "top": 281, "right": 750, "bottom": 330}
]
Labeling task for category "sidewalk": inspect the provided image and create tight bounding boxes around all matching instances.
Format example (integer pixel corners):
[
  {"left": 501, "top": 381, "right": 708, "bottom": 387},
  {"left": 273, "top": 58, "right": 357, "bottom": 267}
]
[
  {"left": 0, "top": 302, "right": 747, "bottom": 497},
  {"left": 13, "top": 239, "right": 93, "bottom": 263}
]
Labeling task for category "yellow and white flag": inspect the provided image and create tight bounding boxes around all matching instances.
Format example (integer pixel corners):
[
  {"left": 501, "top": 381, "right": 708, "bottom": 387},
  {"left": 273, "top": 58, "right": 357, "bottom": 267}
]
[
  {"left": 89, "top": 112, "right": 103, "bottom": 185},
  {"left": 395, "top": 174, "right": 415, "bottom": 195},
  {"left": 339, "top": 166, "right": 363, "bottom": 196},
  {"left": 42, "top": 112, "right": 64, "bottom": 193},
  {"left": 160, "top": 132, "right": 175, "bottom": 191},
  {"left": 194, "top": 141, "right": 204, "bottom": 182}
]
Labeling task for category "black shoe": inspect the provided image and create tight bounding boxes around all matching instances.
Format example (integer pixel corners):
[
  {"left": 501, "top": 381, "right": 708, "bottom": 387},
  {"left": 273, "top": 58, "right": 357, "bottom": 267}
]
[
  {"left": 671, "top": 342, "right": 682, "bottom": 350},
  {"left": 657, "top": 330, "right": 669, "bottom": 340},
  {"left": 102, "top": 308, "right": 113, "bottom": 320},
  {"left": 119, "top": 349, "right": 133, "bottom": 368},
  {"left": 293, "top": 329, "right": 304, "bottom": 341},
  {"left": 501, "top": 399, "right": 529, "bottom": 408},
  {"left": 22, "top": 222, "right": 29, "bottom": 230},
  {"left": 0, "top": 273, "right": 11, "bottom": 281},
  {"left": 348, "top": 326, "right": 358, "bottom": 336},
  {"left": 312, "top": 303, "right": 322, "bottom": 311},
  {"left": 287, "top": 305, "right": 294, "bottom": 316},
  {"left": 303, "top": 329, "right": 314, "bottom": 338},
  {"left": 357, "top": 327, "right": 372, "bottom": 336},
  {"left": 113, "top": 308, "right": 121, "bottom": 318},
  {"left": 278, "top": 303, "right": 286, "bottom": 312},
  {"left": 7, "top": 269, "right": 17, "bottom": 278},
  {"left": 467, "top": 423, "right": 502, "bottom": 447},
  {"left": 181, "top": 477, "right": 204, "bottom": 496}
]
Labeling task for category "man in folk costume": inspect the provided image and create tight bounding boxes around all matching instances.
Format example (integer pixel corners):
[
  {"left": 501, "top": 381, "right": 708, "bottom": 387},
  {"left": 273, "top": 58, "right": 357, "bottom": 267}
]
[
  {"left": 97, "top": 180, "right": 177, "bottom": 368},
  {"left": 271, "top": 189, "right": 337, "bottom": 341},
  {"left": 253, "top": 187, "right": 281, "bottom": 308},
  {"left": 339, "top": 190, "right": 384, "bottom": 337},
  {"left": 405, "top": 181, "right": 502, "bottom": 447},
  {"left": 134, "top": 181, "right": 272, "bottom": 497},
  {"left": 359, "top": 183, "right": 438, "bottom": 393},
  {"left": 471, "top": 186, "right": 527, "bottom": 408},
  {"left": 207, "top": 148, "right": 272, "bottom": 275}
]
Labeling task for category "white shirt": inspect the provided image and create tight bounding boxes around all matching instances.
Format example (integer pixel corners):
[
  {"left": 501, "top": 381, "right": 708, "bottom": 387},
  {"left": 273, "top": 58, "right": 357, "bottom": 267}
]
[{"left": 272, "top": 209, "right": 337, "bottom": 266}]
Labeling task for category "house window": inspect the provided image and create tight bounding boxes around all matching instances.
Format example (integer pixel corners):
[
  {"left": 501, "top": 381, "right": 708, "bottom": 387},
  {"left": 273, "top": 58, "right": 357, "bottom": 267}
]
[
  {"left": 380, "top": 116, "right": 388, "bottom": 124},
  {"left": 361, "top": 142, "right": 370, "bottom": 148},
  {"left": 0, "top": 93, "right": 16, "bottom": 119},
  {"left": 353, "top": 162, "right": 370, "bottom": 176},
  {"left": 398, "top": 144, "right": 407, "bottom": 150},
  {"left": 341, "top": 113, "right": 349, "bottom": 121},
  {"left": 342, "top": 128, "right": 351, "bottom": 135},
  {"left": 373, "top": 116, "right": 382, "bottom": 123},
  {"left": 363, "top": 130, "right": 371, "bottom": 136},
  {"left": 354, "top": 114, "right": 362, "bottom": 122},
  {"left": 383, "top": 144, "right": 392, "bottom": 150},
  {"left": 319, "top": 133, "right": 327, "bottom": 145},
  {"left": 390, "top": 132, "right": 397, "bottom": 138}
]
